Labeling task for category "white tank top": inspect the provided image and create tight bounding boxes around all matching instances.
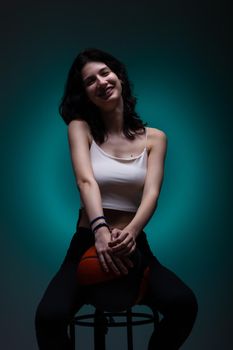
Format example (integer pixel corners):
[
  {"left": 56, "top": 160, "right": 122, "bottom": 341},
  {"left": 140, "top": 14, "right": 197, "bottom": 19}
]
[{"left": 80, "top": 128, "right": 148, "bottom": 212}]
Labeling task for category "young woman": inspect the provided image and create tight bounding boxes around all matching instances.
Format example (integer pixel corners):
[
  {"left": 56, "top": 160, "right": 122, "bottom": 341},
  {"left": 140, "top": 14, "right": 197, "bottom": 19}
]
[{"left": 35, "top": 48, "right": 198, "bottom": 349}]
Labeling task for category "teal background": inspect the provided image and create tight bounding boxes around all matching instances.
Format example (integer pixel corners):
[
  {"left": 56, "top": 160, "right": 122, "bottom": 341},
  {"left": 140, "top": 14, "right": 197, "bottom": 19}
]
[{"left": 1, "top": 0, "right": 232, "bottom": 349}]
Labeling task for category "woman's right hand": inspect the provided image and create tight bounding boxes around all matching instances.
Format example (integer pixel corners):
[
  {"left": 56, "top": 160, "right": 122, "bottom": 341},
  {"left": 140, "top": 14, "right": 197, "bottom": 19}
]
[{"left": 95, "top": 227, "right": 133, "bottom": 276}]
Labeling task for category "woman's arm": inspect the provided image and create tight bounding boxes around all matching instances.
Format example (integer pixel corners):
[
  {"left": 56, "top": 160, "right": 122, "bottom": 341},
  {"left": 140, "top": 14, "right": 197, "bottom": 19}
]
[
  {"left": 109, "top": 129, "right": 167, "bottom": 255},
  {"left": 125, "top": 129, "right": 167, "bottom": 236},
  {"left": 68, "top": 119, "right": 132, "bottom": 273},
  {"left": 68, "top": 119, "right": 104, "bottom": 221}
]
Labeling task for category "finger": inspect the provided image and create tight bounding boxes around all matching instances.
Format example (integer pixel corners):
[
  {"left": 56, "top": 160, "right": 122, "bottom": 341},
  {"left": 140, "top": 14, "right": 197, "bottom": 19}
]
[
  {"left": 110, "top": 231, "right": 128, "bottom": 245},
  {"left": 110, "top": 229, "right": 121, "bottom": 240},
  {"left": 121, "top": 256, "right": 134, "bottom": 268},
  {"left": 110, "top": 236, "right": 134, "bottom": 252},
  {"left": 108, "top": 240, "right": 118, "bottom": 247},
  {"left": 111, "top": 228, "right": 120, "bottom": 234},
  {"left": 108, "top": 238, "right": 125, "bottom": 247},
  {"left": 122, "top": 243, "right": 137, "bottom": 257},
  {"left": 111, "top": 242, "right": 134, "bottom": 256},
  {"left": 108, "top": 235, "right": 124, "bottom": 246},
  {"left": 109, "top": 233, "right": 133, "bottom": 248},
  {"left": 114, "top": 240, "right": 136, "bottom": 257},
  {"left": 111, "top": 256, "right": 129, "bottom": 275},
  {"left": 103, "top": 252, "right": 121, "bottom": 275},
  {"left": 97, "top": 252, "right": 110, "bottom": 273}
]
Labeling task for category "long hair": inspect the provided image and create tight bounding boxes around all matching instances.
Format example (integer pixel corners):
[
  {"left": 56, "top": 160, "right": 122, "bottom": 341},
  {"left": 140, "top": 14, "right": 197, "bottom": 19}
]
[{"left": 59, "top": 48, "right": 147, "bottom": 143}]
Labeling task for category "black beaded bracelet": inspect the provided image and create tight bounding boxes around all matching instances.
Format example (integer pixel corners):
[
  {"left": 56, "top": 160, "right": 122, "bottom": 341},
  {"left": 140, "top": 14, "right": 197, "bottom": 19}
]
[
  {"left": 90, "top": 215, "right": 106, "bottom": 227},
  {"left": 92, "top": 222, "right": 110, "bottom": 234}
]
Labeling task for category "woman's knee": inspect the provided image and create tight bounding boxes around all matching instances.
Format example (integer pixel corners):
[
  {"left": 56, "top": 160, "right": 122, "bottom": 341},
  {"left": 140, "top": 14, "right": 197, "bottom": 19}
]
[
  {"left": 35, "top": 299, "right": 70, "bottom": 328},
  {"left": 172, "top": 288, "right": 198, "bottom": 324}
]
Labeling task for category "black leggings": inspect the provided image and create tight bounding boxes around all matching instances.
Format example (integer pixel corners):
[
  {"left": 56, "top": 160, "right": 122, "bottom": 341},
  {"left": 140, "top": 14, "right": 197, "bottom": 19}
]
[{"left": 35, "top": 226, "right": 198, "bottom": 349}]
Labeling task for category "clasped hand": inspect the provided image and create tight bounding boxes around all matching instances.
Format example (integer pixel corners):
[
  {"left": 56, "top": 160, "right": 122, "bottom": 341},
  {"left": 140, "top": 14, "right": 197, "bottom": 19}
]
[{"left": 95, "top": 227, "right": 136, "bottom": 276}]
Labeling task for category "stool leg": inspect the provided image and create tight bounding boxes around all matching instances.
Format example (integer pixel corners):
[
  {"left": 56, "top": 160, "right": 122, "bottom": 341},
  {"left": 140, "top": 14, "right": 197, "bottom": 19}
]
[
  {"left": 69, "top": 321, "right": 76, "bottom": 350},
  {"left": 94, "top": 309, "right": 107, "bottom": 350},
  {"left": 126, "top": 308, "right": 133, "bottom": 350}
]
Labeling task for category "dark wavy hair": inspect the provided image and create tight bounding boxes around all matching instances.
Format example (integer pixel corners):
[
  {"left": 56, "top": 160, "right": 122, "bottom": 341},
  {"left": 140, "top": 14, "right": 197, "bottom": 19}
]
[{"left": 59, "top": 48, "right": 147, "bottom": 143}]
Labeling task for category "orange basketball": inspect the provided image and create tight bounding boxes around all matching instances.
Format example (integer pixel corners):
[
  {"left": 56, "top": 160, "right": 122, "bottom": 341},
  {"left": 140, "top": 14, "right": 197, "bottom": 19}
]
[{"left": 77, "top": 245, "right": 121, "bottom": 285}]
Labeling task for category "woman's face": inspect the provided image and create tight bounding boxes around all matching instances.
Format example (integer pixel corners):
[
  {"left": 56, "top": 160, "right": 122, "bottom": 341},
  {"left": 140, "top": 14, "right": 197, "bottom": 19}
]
[{"left": 81, "top": 61, "right": 123, "bottom": 110}]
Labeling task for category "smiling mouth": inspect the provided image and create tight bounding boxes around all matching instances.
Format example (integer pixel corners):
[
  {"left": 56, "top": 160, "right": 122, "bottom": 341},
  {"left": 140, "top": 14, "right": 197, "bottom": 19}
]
[{"left": 98, "top": 87, "right": 114, "bottom": 99}]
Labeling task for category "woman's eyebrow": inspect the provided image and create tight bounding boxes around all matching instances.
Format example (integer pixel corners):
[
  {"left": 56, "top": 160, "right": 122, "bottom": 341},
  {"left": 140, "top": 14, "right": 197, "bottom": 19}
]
[{"left": 83, "top": 67, "right": 109, "bottom": 83}]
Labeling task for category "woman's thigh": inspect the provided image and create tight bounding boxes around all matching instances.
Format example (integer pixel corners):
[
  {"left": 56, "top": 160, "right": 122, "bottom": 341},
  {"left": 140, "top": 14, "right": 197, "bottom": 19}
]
[
  {"left": 35, "top": 260, "right": 86, "bottom": 323},
  {"left": 35, "top": 227, "right": 97, "bottom": 321},
  {"left": 142, "top": 256, "right": 198, "bottom": 317}
]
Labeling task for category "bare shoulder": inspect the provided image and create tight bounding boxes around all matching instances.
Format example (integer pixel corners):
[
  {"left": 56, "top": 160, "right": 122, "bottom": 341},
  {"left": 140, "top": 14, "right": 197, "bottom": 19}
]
[
  {"left": 68, "top": 118, "right": 92, "bottom": 146},
  {"left": 146, "top": 127, "right": 167, "bottom": 152}
]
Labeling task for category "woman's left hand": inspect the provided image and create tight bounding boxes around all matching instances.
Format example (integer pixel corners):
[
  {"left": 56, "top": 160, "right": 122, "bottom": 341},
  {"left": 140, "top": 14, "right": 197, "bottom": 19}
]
[{"left": 108, "top": 228, "right": 136, "bottom": 256}]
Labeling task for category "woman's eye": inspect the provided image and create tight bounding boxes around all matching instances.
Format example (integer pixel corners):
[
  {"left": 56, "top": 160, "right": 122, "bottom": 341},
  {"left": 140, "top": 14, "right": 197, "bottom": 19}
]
[
  {"left": 102, "top": 70, "right": 110, "bottom": 76},
  {"left": 86, "top": 79, "right": 95, "bottom": 86},
  {"left": 85, "top": 70, "right": 110, "bottom": 86}
]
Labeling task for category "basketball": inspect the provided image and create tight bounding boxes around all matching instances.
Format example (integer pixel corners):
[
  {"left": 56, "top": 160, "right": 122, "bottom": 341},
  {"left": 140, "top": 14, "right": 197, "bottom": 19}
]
[
  {"left": 77, "top": 245, "right": 121, "bottom": 285},
  {"left": 77, "top": 245, "right": 150, "bottom": 310}
]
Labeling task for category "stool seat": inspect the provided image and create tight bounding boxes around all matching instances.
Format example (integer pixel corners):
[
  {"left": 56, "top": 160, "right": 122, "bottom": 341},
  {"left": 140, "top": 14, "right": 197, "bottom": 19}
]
[{"left": 69, "top": 306, "right": 159, "bottom": 350}]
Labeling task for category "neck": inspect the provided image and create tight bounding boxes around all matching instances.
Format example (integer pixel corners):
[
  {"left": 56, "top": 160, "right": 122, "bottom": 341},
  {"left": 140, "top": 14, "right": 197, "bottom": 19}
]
[{"left": 100, "top": 97, "right": 125, "bottom": 136}]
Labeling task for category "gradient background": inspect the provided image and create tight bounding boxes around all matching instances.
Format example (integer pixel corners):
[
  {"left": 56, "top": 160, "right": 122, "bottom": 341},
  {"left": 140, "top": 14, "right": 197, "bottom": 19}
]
[{"left": 1, "top": 0, "right": 232, "bottom": 349}]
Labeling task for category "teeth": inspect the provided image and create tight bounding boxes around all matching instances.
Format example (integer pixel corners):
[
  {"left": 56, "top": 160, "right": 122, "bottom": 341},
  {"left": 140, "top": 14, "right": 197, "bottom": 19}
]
[
  {"left": 106, "top": 87, "right": 113, "bottom": 95},
  {"left": 98, "top": 87, "right": 112, "bottom": 97}
]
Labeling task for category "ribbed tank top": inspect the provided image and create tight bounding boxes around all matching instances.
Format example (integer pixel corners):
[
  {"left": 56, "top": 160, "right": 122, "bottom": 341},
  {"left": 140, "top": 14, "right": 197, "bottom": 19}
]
[{"left": 80, "top": 128, "right": 148, "bottom": 212}]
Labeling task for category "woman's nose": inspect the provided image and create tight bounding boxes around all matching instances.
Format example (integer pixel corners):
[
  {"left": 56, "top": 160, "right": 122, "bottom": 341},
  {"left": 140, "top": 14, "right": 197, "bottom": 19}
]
[{"left": 96, "top": 76, "right": 107, "bottom": 86}]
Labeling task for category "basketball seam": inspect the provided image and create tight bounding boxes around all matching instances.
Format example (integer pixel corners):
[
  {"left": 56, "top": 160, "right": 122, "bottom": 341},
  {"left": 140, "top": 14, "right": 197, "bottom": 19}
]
[{"left": 80, "top": 256, "right": 98, "bottom": 261}]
